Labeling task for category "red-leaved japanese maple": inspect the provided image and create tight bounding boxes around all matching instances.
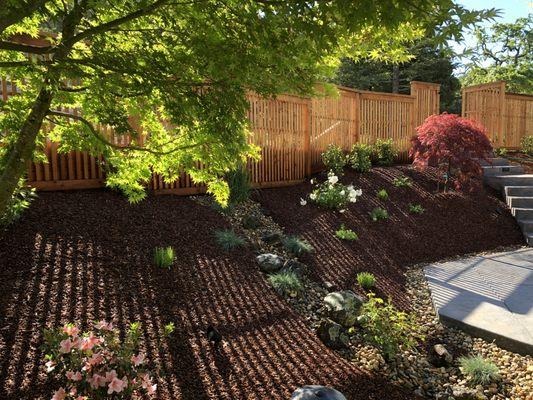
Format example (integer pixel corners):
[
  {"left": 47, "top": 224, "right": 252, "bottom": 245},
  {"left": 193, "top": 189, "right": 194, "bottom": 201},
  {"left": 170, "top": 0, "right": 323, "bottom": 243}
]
[{"left": 410, "top": 113, "right": 493, "bottom": 191}]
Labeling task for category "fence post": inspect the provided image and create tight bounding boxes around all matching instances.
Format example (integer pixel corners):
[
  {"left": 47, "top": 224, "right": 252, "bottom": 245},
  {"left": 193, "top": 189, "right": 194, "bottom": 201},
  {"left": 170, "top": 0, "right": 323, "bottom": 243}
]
[
  {"left": 498, "top": 81, "right": 506, "bottom": 147},
  {"left": 304, "top": 99, "right": 312, "bottom": 177}
]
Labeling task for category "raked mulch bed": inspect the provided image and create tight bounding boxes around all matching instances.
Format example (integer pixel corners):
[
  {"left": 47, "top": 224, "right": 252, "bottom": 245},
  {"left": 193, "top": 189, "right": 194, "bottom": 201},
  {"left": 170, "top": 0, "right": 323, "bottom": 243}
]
[{"left": 0, "top": 190, "right": 415, "bottom": 400}]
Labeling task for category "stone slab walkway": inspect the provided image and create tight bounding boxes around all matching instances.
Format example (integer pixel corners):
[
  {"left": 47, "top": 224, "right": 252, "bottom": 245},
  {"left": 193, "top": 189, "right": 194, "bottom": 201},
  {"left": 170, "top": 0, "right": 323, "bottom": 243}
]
[{"left": 424, "top": 248, "right": 533, "bottom": 355}]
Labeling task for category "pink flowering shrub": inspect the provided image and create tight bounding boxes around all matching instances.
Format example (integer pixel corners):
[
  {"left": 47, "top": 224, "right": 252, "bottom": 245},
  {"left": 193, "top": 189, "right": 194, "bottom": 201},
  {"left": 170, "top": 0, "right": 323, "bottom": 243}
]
[{"left": 42, "top": 321, "right": 157, "bottom": 400}]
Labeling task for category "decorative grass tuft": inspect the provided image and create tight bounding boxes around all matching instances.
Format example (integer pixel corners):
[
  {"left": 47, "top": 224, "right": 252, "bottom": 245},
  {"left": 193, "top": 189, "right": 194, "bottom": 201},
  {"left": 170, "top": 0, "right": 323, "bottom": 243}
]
[
  {"left": 357, "top": 272, "right": 376, "bottom": 290},
  {"left": 408, "top": 203, "right": 425, "bottom": 214},
  {"left": 369, "top": 207, "right": 388, "bottom": 222},
  {"left": 214, "top": 229, "right": 246, "bottom": 251},
  {"left": 459, "top": 356, "right": 500, "bottom": 386},
  {"left": 154, "top": 246, "right": 175, "bottom": 269},
  {"left": 268, "top": 271, "right": 303, "bottom": 297},
  {"left": 282, "top": 236, "right": 313, "bottom": 256}
]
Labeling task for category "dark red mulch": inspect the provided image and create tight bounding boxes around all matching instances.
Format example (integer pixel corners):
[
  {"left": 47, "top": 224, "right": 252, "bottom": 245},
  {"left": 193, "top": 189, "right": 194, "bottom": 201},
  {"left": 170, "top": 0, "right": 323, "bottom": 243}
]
[
  {"left": 254, "top": 166, "right": 525, "bottom": 308},
  {"left": 0, "top": 190, "right": 414, "bottom": 400}
]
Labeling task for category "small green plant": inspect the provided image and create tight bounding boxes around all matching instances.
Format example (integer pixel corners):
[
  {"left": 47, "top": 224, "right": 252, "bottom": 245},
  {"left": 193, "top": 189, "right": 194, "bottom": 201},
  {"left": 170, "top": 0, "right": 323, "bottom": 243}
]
[
  {"left": 358, "top": 293, "right": 421, "bottom": 360},
  {"left": 408, "top": 203, "right": 425, "bottom": 214},
  {"left": 214, "top": 229, "right": 246, "bottom": 251},
  {"left": 163, "top": 322, "right": 175, "bottom": 337},
  {"left": 348, "top": 143, "right": 372, "bottom": 173},
  {"left": 268, "top": 271, "right": 303, "bottom": 297},
  {"left": 372, "top": 138, "right": 398, "bottom": 166},
  {"left": 369, "top": 207, "right": 388, "bottom": 221},
  {"left": 494, "top": 147, "right": 508, "bottom": 157},
  {"left": 0, "top": 179, "right": 37, "bottom": 227},
  {"left": 283, "top": 236, "right": 313, "bottom": 256},
  {"left": 356, "top": 272, "right": 376, "bottom": 290},
  {"left": 376, "top": 189, "right": 388, "bottom": 201},
  {"left": 392, "top": 176, "right": 412, "bottom": 188},
  {"left": 321, "top": 144, "right": 346, "bottom": 175},
  {"left": 226, "top": 163, "right": 251, "bottom": 205},
  {"left": 154, "top": 246, "right": 174, "bottom": 269},
  {"left": 521, "top": 135, "right": 533, "bottom": 156},
  {"left": 335, "top": 224, "right": 358, "bottom": 241},
  {"left": 459, "top": 356, "right": 500, "bottom": 386},
  {"left": 308, "top": 171, "right": 362, "bottom": 210}
]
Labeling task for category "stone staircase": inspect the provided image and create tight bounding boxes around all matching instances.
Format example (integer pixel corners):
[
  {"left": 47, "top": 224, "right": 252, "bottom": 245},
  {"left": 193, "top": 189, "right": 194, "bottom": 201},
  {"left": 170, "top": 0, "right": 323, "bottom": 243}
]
[{"left": 483, "top": 158, "right": 533, "bottom": 246}]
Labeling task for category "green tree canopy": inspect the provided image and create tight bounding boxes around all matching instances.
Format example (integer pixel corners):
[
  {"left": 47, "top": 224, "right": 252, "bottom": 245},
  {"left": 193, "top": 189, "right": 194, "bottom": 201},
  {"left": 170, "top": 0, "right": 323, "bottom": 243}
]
[
  {"left": 461, "top": 14, "right": 532, "bottom": 93},
  {"left": 0, "top": 0, "right": 497, "bottom": 216}
]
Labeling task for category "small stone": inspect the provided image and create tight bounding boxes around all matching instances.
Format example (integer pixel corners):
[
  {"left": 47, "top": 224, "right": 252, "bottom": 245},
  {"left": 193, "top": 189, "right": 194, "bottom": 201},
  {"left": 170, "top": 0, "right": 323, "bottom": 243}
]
[
  {"left": 429, "top": 343, "right": 453, "bottom": 367},
  {"left": 323, "top": 290, "right": 364, "bottom": 327},
  {"left": 256, "top": 253, "right": 284, "bottom": 273},
  {"left": 324, "top": 281, "right": 336, "bottom": 291},
  {"left": 316, "top": 319, "right": 349, "bottom": 349},
  {"left": 261, "top": 231, "right": 283, "bottom": 244},
  {"left": 290, "top": 385, "right": 347, "bottom": 400}
]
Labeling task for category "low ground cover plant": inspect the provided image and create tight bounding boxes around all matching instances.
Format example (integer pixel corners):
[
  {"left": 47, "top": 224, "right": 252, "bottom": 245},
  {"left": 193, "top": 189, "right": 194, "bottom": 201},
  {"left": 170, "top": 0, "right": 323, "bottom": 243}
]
[
  {"left": 349, "top": 143, "right": 372, "bottom": 172},
  {"left": 307, "top": 171, "right": 362, "bottom": 210},
  {"left": 459, "top": 355, "right": 500, "bottom": 386},
  {"left": 408, "top": 203, "right": 425, "bottom": 214},
  {"left": 521, "top": 135, "right": 533, "bottom": 156},
  {"left": 494, "top": 147, "right": 508, "bottom": 157},
  {"left": 268, "top": 271, "right": 303, "bottom": 297},
  {"left": 410, "top": 113, "right": 493, "bottom": 190},
  {"left": 322, "top": 144, "right": 347, "bottom": 175},
  {"left": 154, "top": 246, "right": 174, "bottom": 269},
  {"left": 376, "top": 189, "right": 388, "bottom": 201},
  {"left": 335, "top": 224, "right": 358, "bottom": 241},
  {"left": 358, "top": 293, "right": 421, "bottom": 360},
  {"left": 0, "top": 180, "right": 36, "bottom": 227},
  {"left": 283, "top": 236, "right": 313, "bottom": 256},
  {"left": 214, "top": 229, "right": 246, "bottom": 251},
  {"left": 42, "top": 321, "right": 157, "bottom": 399},
  {"left": 369, "top": 207, "right": 388, "bottom": 221},
  {"left": 356, "top": 272, "right": 376, "bottom": 290},
  {"left": 392, "top": 176, "right": 412, "bottom": 188},
  {"left": 372, "top": 139, "right": 398, "bottom": 166}
]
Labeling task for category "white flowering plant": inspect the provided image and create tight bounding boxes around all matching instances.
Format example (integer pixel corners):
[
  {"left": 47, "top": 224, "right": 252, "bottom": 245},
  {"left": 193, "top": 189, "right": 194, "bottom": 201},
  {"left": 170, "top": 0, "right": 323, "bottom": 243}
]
[{"left": 305, "top": 171, "right": 362, "bottom": 210}]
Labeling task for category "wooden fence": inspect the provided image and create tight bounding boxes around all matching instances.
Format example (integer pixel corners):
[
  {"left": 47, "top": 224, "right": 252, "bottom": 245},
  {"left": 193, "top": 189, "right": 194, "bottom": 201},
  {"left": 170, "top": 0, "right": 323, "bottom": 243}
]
[
  {"left": 1, "top": 77, "right": 440, "bottom": 194},
  {"left": 462, "top": 81, "right": 533, "bottom": 148}
]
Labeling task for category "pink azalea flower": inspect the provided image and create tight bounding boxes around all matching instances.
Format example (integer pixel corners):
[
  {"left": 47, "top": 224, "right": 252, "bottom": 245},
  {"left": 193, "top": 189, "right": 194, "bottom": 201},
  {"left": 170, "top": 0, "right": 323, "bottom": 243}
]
[
  {"left": 62, "top": 325, "right": 79, "bottom": 336},
  {"left": 59, "top": 339, "right": 73, "bottom": 354},
  {"left": 66, "top": 370, "right": 82, "bottom": 381},
  {"left": 51, "top": 387, "right": 67, "bottom": 400},
  {"left": 141, "top": 374, "right": 157, "bottom": 395},
  {"left": 107, "top": 376, "right": 128, "bottom": 394},
  {"left": 88, "top": 352, "right": 104, "bottom": 366},
  {"left": 105, "top": 369, "right": 117, "bottom": 382},
  {"left": 131, "top": 353, "right": 145, "bottom": 366},
  {"left": 88, "top": 373, "right": 107, "bottom": 389},
  {"left": 94, "top": 320, "right": 114, "bottom": 331},
  {"left": 45, "top": 360, "right": 56, "bottom": 373},
  {"left": 80, "top": 332, "right": 100, "bottom": 351}
]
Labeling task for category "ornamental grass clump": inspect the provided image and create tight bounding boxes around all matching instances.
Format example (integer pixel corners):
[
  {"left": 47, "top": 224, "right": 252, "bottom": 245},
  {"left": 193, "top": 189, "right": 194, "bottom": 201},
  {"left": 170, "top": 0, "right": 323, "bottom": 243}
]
[
  {"left": 321, "top": 144, "right": 347, "bottom": 175},
  {"left": 268, "top": 271, "right": 303, "bottom": 297},
  {"left": 226, "top": 164, "right": 251, "bottom": 205},
  {"left": 335, "top": 224, "right": 358, "bottom": 241},
  {"left": 369, "top": 207, "right": 388, "bottom": 221},
  {"left": 154, "top": 246, "right": 174, "bottom": 269},
  {"left": 214, "top": 229, "right": 246, "bottom": 251},
  {"left": 356, "top": 272, "right": 376, "bottom": 290},
  {"left": 349, "top": 143, "right": 372, "bottom": 172},
  {"left": 459, "top": 355, "right": 500, "bottom": 386},
  {"left": 42, "top": 321, "right": 158, "bottom": 399},
  {"left": 283, "top": 235, "right": 313, "bottom": 256},
  {"left": 307, "top": 171, "right": 362, "bottom": 210}
]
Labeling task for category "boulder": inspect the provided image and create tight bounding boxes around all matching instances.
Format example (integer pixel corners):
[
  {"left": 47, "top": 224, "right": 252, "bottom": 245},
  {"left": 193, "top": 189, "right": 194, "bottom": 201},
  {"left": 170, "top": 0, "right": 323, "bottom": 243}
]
[
  {"left": 323, "top": 290, "right": 364, "bottom": 327},
  {"left": 256, "top": 253, "right": 284, "bottom": 273},
  {"left": 291, "top": 385, "right": 347, "bottom": 400},
  {"left": 261, "top": 231, "right": 283, "bottom": 245},
  {"left": 429, "top": 343, "right": 453, "bottom": 367},
  {"left": 316, "top": 319, "right": 349, "bottom": 349}
]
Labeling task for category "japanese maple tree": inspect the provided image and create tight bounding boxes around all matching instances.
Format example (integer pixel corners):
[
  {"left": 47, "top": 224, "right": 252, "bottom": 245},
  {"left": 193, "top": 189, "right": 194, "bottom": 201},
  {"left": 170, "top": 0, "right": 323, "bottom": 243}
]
[{"left": 410, "top": 113, "right": 493, "bottom": 190}]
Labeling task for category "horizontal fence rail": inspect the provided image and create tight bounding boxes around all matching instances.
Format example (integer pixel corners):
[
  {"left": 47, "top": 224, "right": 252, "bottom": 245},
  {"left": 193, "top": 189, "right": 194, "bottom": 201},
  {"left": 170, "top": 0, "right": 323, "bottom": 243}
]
[
  {"left": 462, "top": 81, "right": 533, "bottom": 148},
  {"left": 1, "top": 77, "right": 441, "bottom": 194}
]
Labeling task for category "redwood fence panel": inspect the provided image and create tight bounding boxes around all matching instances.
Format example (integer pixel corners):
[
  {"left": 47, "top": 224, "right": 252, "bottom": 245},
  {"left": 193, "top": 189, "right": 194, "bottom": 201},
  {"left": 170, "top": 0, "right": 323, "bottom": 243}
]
[
  {"left": 462, "top": 81, "right": 533, "bottom": 148},
  {"left": 1, "top": 77, "right": 440, "bottom": 194}
]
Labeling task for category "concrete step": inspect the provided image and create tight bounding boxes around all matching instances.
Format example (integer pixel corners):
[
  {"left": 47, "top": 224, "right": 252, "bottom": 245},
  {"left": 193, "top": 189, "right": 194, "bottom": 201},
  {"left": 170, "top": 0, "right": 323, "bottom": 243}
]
[
  {"left": 478, "top": 157, "right": 510, "bottom": 167},
  {"left": 527, "top": 233, "right": 533, "bottom": 246},
  {"left": 507, "top": 196, "right": 533, "bottom": 209},
  {"left": 517, "top": 219, "right": 533, "bottom": 233},
  {"left": 512, "top": 208, "right": 533, "bottom": 220},
  {"left": 484, "top": 175, "right": 533, "bottom": 191},
  {"left": 505, "top": 186, "right": 533, "bottom": 197},
  {"left": 482, "top": 165, "right": 524, "bottom": 176}
]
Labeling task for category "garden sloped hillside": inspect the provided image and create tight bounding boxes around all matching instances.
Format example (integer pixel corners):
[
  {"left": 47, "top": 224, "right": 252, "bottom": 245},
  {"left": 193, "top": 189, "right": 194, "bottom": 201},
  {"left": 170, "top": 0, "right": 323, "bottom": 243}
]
[
  {"left": 254, "top": 166, "right": 525, "bottom": 309},
  {"left": 0, "top": 191, "right": 413, "bottom": 400}
]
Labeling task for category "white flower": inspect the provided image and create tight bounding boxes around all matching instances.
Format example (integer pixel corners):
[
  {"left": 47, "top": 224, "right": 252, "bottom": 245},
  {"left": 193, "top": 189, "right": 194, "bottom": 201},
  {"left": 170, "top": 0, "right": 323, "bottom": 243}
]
[
  {"left": 309, "top": 193, "right": 317, "bottom": 200},
  {"left": 310, "top": 179, "right": 314, "bottom": 184},
  {"left": 347, "top": 184, "right": 354, "bottom": 191},
  {"left": 355, "top": 189, "right": 363, "bottom": 196},
  {"left": 339, "top": 209, "right": 346, "bottom": 213},
  {"left": 300, "top": 198, "right": 307, "bottom": 206},
  {"left": 340, "top": 190, "right": 345, "bottom": 196},
  {"left": 328, "top": 175, "right": 338, "bottom": 185},
  {"left": 349, "top": 196, "right": 357, "bottom": 203}
]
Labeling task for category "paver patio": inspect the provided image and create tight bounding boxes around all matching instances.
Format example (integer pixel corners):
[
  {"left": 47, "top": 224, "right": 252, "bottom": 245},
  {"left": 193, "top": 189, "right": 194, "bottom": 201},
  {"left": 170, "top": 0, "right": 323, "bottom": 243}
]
[{"left": 424, "top": 248, "right": 533, "bottom": 355}]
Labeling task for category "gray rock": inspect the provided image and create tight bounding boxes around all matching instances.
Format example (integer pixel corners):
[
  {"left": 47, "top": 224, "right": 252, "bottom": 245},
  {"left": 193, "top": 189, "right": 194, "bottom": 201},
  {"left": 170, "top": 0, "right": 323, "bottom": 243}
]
[
  {"left": 324, "top": 281, "right": 336, "bottom": 291},
  {"left": 291, "top": 385, "right": 347, "bottom": 400},
  {"left": 316, "top": 319, "right": 349, "bottom": 349},
  {"left": 323, "top": 290, "right": 364, "bottom": 327},
  {"left": 452, "top": 386, "right": 487, "bottom": 400},
  {"left": 429, "top": 343, "right": 453, "bottom": 367},
  {"left": 256, "top": 253, "right": 284, "bottom": 273},
  {"left": 261, "top": 231, "right": 283, "bottom": 245}
]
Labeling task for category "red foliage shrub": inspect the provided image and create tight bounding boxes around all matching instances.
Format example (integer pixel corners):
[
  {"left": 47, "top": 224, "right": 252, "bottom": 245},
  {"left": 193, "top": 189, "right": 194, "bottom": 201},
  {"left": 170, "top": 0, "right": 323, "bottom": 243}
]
[{"left": 410, "top": 113, "right": 493, "bottom": 190}]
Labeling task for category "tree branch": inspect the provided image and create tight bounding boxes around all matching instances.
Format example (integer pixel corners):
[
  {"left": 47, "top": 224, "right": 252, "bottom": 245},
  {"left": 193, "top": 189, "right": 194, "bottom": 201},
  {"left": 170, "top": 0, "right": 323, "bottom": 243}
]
[
  {"left": 0, "top": 0, "right": 51, "bottom": 36},
  {"left": 0, "top": 40, "right": 55, "bottom": 54}
]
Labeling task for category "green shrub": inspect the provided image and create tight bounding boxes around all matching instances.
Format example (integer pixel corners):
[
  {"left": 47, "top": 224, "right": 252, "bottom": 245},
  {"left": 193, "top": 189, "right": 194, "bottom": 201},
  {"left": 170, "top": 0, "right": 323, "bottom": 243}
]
[
  {"left": 335, "top": 224, "right": 358, "bottom": 241},
  {"left": 349, "top": 143, "right": 372, "bottom": 173},
  {"left": 154, "top": 246, "right": 174, "bottom": 269},
  {"left": 459, "top": 356, "right": 500, "bottom": 386},
  {"left": 283, "top": 235, "right": 313, "bottom": 256},
  {"left": 521, "top": 135, "right": 533, "bottom": 155},
  {"left": 358, "top": 293, "right": 421, "bottom": 360},
  {"left": 372, "top": 138, "right": 398, "bottom": 166},
  {"left": 268, "top": 271, "right": 303, "bottom": 297},
  {"left": 321, "top": 144, "right": 346, "bottom": 174},
  {"left": 376, "top": 189, "right": 388, "bottom": 201},
  {"left": 494, "top": 147, "right": 508, "bottom": 157},
  {"left": 356, "top": 272, "right": 376, "bottom": 290},
  {"left": 408, "top": 203, "right": 425, "bottom": 214},
  {"left": 308, "top": 172, "right": 362, "bottom": 210},
  {"left": 226, "top": 164, "right": 251, "bottom": 205},
  {"left": 369, "top": 207, "right": 388, "bottom": 221},
  {"left": 214, "top": 229, "right": 246, "bottom": 251},
  {"left": 0, "top": 179, "right": 37, "bottom": 227},
  {"left": 392, "top": 176, "right": 412, "bottom": 188}
]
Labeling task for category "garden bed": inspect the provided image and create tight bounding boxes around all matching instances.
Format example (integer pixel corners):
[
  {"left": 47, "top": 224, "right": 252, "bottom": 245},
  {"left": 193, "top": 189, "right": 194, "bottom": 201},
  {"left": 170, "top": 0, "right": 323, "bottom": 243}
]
[
  {"left": 0, "top": 190, "right": 414, "bottom": 400},
  {"left": 253, "top": 166, "right": 525, "bottom": 308}
]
